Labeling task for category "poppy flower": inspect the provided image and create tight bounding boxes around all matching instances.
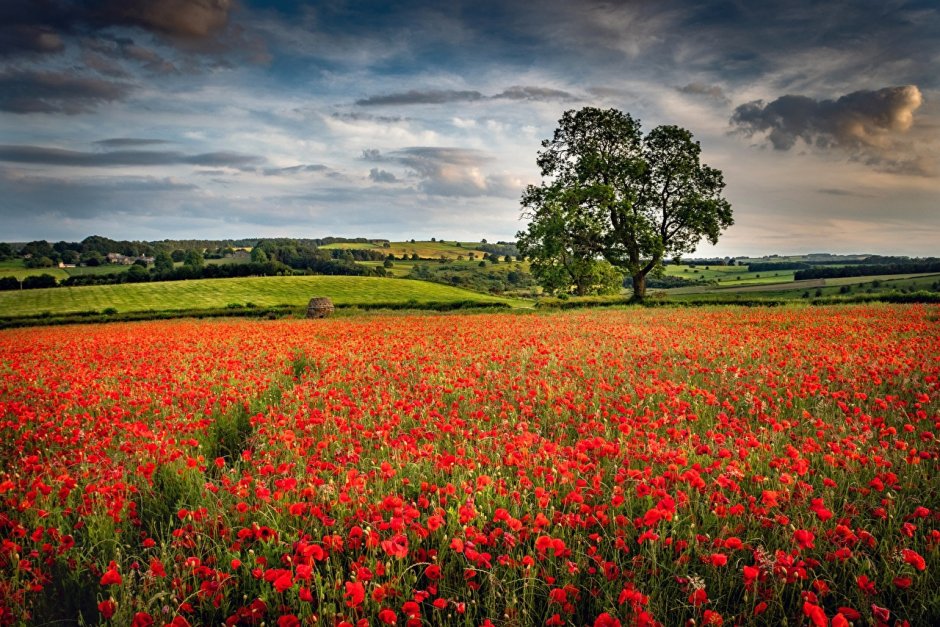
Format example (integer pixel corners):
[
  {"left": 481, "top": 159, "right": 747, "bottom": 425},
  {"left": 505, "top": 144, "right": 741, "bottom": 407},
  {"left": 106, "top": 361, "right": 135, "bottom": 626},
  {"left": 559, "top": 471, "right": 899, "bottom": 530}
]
[
  {"left": 100, "top": 562, "right": 122, "bottom": 586},
  {"left": 345, "top": 581, "right": 365, "bottom": 608}
]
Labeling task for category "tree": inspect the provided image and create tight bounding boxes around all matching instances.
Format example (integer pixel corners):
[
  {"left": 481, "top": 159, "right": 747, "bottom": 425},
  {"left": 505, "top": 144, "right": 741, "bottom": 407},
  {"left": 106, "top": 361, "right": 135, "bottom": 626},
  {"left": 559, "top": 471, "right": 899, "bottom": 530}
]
[
  {"left": 22, "top": 273, "right": 57, "bottom": 289},
  {"left": 517, "top": 198, "right": 623, "bottom": 296},
  {"left": 250, "top": 247, "right": 269, "bottom": 264},
  {"left": 183, "top": 249, "right": 205, "bottom": 269},
  {"left": 518, "top": 107, "right": 733, "bottom": 299},
  {"left": 153, "top": 251, "right": 174, "bottom": 274}
]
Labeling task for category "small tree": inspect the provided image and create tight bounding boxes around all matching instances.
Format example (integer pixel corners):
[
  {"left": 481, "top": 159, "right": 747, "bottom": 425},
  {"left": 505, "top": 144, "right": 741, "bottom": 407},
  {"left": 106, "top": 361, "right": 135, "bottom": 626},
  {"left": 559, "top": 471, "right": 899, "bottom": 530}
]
[
  {"left": 183, "top": 249, "right": 205, "bottom": 269},
  {"left": 250, "top": 247, "right": 269, "bottom": 264},
  {"left": 153, "top": 251, "right": 174, "bottom": 274},
  {"left": 518, "top": 107, "right": 733, "bottom": 299}
]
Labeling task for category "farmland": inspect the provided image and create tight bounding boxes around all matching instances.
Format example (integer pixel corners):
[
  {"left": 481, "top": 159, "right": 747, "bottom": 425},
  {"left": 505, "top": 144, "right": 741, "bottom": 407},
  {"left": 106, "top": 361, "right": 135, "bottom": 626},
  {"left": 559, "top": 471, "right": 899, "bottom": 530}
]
[
  {"left": 1, "top": 305, "right": 937, "bottom": 625},
  {"left": 0, "top": 275, "right": 519, "bottom": 318}
]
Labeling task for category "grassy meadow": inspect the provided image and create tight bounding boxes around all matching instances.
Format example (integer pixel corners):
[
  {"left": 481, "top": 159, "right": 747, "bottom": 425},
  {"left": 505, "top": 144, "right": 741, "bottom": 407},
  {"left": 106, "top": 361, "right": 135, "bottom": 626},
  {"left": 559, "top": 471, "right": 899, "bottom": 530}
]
[
  {"left": 321, "top": 240, "right": 493, "bottom": 260},
  {"left": 0, "top": 275, "right": 522, "bottom": 317}
]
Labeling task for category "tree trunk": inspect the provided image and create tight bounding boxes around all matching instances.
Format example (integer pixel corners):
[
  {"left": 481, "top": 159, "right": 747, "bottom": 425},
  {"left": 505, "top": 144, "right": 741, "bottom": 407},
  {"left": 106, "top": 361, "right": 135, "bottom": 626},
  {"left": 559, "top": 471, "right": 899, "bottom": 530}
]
[{"left": 631, "top": 272, "right": 647, "bottom": 300}]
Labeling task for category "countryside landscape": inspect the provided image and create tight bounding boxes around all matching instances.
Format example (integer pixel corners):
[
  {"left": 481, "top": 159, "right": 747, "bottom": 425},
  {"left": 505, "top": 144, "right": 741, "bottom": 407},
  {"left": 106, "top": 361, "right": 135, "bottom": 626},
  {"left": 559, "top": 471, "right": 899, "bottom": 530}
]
[{"left": 2, "top": 1, "right": 939, "bottom": 626}]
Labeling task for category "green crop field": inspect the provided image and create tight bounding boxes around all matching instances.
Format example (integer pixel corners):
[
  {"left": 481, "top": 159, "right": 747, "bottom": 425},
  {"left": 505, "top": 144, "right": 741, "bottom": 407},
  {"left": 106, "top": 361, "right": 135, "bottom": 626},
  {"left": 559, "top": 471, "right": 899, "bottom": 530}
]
[
  {"left": 665, "top": 272, "right": 940, "bottom": 301},
  {"left": 358, "top": 260, "right": 415, "bottom": 277},
  {"left": 0, "top": 260, "right": 69, "bottom": 281},
  {"left": 0, "top": 260, "right": 129, "bottom": 281},
  {"left": 322, "top": 240, "right": 492, "bottom": 260},
  {"left": 0, "top": 275, "right": 524, "bottom": 317}
]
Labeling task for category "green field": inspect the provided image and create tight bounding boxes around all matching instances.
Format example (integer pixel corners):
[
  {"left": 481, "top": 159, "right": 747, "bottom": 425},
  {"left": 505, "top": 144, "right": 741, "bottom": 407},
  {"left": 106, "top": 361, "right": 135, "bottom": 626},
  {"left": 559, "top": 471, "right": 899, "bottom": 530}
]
[
  {"left": 665, "top": 272, "right": 940, "bottom": 302},
  {"left": 663, "top": 263, "right": 795, "bottom": 285},
  {"left": 0, "top": 276, "right": 524, "bottom": 317},
  {"left": 358, "top": 260, "right": 415, "bottom": 277},
  {"left": 0, "top": 259, "right": 130, "bottom": 281},
  {"left": 321, "top": 240, "right": 494, "bottom": 260}
]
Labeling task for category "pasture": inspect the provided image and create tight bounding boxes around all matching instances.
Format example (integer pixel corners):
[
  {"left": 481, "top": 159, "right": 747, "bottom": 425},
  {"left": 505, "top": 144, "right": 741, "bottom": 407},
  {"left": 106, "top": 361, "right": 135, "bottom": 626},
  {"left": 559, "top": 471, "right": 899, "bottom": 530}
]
[{"left": 0, "top": 275, "right": 519, "bottom": 317}]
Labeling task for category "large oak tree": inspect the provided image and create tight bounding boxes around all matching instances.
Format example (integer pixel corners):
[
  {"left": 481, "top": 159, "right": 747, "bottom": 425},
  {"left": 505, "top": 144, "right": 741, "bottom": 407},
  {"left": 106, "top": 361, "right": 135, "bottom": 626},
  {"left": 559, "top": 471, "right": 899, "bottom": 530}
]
[{"left": 518, "top": 108, "right": 733, "bottom": 299}]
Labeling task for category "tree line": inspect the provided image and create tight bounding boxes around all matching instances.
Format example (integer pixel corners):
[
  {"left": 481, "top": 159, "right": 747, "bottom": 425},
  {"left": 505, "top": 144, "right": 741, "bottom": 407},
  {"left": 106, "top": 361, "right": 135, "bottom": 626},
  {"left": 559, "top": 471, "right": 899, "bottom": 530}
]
[{"left": 795, "top": 259, "right": 940, "bottom": 280}]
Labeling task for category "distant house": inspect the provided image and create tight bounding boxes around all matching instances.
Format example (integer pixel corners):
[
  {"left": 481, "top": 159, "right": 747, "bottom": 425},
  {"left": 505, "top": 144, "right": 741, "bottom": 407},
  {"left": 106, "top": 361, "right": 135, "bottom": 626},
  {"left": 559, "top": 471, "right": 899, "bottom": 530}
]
[
  {"left": 106, "top": 253, "right": 154, "bottom": 265},
  {"left": 58, "top": 262, "right": 76, "bottom": 268}
]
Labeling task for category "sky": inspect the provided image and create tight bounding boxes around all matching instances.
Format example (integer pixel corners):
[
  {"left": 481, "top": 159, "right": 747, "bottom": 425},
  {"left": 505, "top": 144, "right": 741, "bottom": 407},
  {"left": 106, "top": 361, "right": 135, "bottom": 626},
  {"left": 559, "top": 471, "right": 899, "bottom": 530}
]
[{"left": 1, "top": 0, "right": 938, "bottom": 257}]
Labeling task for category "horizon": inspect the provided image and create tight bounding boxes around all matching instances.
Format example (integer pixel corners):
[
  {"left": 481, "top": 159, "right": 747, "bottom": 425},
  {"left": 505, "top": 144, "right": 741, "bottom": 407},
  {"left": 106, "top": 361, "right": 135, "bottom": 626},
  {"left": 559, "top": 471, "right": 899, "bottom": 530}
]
[
  {"left": 1, "top": 1, "right": 938, "bottom": 256},
  {"left": 5, "top": 231, "right": 931, "bottom": 261}
]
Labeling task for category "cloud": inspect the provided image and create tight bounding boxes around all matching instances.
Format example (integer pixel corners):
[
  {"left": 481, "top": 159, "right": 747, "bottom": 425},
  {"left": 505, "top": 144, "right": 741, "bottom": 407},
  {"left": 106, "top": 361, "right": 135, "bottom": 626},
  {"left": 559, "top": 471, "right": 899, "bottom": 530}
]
[
  {"left": 0, "top": 145, "right": 263, "bottom": 169},
  {"left": 262, "top": 164, "right": 330, "bottom": 176},
  {"left": 332, "top": 112, "right": 407, "bottom": 123},
  {"left": 0, "top": 24, "right": 65, "bottom": 55},
  {"left": 92, "top": 0, "right": 233, "bottom": 40},
  {"left": 731, "top": 85, "right": 930, "bottom": 173},
  {"left": 369, "top": 168, "right": 398, "bottom": 183},
  {"left": 357, "top": 89, "right": 485, "bottom": 107},
  {"left": 0, "top": 167, "right": 197, "bottom": 220},
  {"left": 0, "top": 70, "right": 132, "bottom": 114},
  {"left": 0, "top": 0, "right": 268, "bottom": 68},
  {"left": 94, "top": 138, "right": 172, "bottom": 148},
  {"left": 0, "top": 0, "right": 233, "bottom": 56},
  {"left": 677, "top": 82, "right": 728, "bottom": 104},
  {"left": 383, "top": 147, "right": 516, "bottom": 197},
  {"left": 492, "top": 86, "right": 576, "bottom": 102},
  {"left": 356, "top": 85, "right": 576, "bottom": 107}
]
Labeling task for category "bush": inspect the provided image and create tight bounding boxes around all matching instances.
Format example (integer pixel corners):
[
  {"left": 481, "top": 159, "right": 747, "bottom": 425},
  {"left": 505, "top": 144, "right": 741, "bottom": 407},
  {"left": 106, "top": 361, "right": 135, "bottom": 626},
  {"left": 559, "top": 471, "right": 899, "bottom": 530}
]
[
  {"left": 22, "top": 274, "right": 57, "bottom": 289},
  {"left": 0, "top": 276, "right": 20, "bottom": 291}
]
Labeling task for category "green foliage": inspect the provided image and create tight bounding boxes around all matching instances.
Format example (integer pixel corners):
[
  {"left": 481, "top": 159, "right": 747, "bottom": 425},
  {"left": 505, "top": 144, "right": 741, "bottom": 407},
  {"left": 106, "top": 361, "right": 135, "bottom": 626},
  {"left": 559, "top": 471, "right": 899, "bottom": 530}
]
[
  {"left": 153, "top": 250, "right": 174, "bottom": 274},
  {"left": 183, "top": 249, "right": 205, "bottom": 269},
  {"left": 518, "top": 107, "right": 733, "bottom": 299},
  {"left": 22, "top": 273, "right": 57, "bottom": 289}
]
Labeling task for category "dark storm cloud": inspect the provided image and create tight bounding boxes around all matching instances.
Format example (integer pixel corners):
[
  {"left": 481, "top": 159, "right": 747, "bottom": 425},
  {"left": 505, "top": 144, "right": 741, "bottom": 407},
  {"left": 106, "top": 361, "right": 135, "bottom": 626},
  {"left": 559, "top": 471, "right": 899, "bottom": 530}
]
[
  {"left": 0, "top": 145, "right": 263, "bottom": 168},
  {"left": 731, "top": 85, "right": 924, "bottom": 158},
  {"left": 0, "top": 70, "right": 131, "bottom": 114},
  {"left": 369, "top": 168, "right": 398, "bottom": 183}
]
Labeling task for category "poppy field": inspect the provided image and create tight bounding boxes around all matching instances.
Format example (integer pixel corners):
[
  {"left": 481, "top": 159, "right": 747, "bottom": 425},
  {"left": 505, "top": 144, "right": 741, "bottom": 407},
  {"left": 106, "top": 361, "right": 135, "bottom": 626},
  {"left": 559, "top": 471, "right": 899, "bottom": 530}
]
[{"left": 0, "top": 305, "right": 938, "bottom": 626}]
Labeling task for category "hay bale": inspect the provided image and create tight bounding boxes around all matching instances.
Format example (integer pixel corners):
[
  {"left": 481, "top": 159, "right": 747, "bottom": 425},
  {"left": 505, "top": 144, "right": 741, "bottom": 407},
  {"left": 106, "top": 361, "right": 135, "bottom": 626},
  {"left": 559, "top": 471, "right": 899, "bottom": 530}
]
[{"left": 306, "top": 297, "right": 334, "bottom": 318}]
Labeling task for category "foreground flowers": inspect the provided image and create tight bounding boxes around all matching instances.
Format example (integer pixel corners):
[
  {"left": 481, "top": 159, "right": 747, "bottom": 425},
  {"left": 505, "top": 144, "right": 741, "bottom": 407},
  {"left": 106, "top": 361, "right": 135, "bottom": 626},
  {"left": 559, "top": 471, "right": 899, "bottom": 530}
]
[{"left": 0, "top": 305, "right": 937, "bottom": 625}]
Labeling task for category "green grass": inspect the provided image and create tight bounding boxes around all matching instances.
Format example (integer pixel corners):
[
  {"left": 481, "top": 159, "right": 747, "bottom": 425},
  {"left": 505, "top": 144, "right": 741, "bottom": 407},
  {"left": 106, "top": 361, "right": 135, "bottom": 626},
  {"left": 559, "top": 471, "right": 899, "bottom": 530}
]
[
  {"left": 0, "top": 260, "right": 69, "bottom": 281},
  {"left": 64, "top": 265, "right": 129, "bottom": 277},
  {"left": 322, "top": 240, "right": 491, "bottom": 260},
  {"left": 662, "top": 264, "right": 794, "bottom": 285},
  {"left": 0, "top": 260, "right": 132, "bottom": 281},
  {"left": 0, "top": 275, "right": 526, "bottom": 317}
]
